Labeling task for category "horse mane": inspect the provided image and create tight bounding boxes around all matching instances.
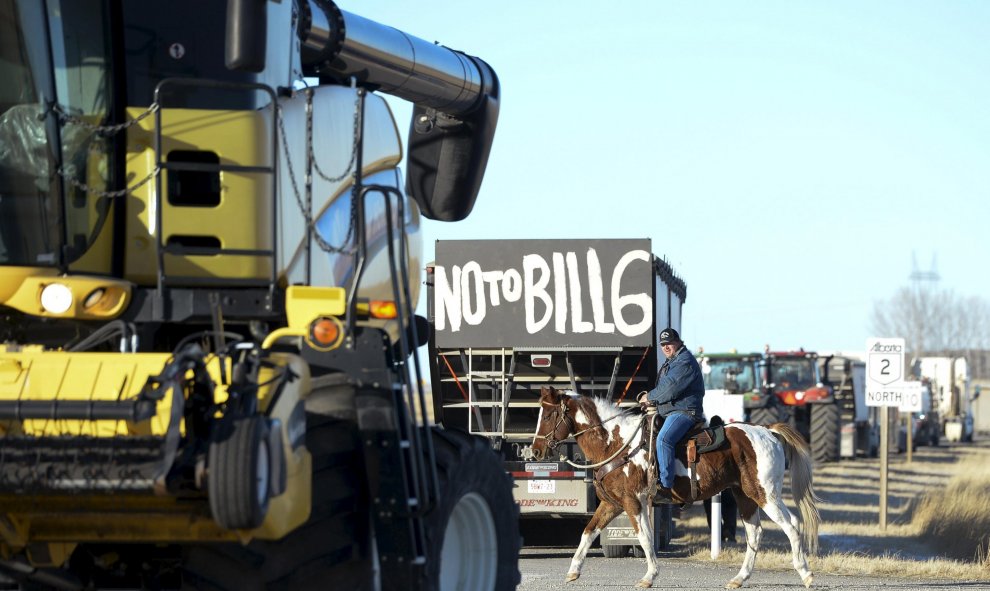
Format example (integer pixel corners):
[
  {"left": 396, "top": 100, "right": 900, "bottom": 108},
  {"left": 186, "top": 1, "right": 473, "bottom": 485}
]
[{"left": 565, "top": 392, "right": 644, "bottom": 446}]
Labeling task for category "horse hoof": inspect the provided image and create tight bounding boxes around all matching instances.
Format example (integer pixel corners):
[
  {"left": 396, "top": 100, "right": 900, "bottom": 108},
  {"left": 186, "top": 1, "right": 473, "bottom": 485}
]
[
  {"left": 803, "top": 574, "right": 814, "bottom": 588},
  {"left": 565, "top": 573, "right": 579, "bottom": 583},
  {"left": 635, "top": 580, "right": 653, "bottom": 588},
  {"left": 725, "top": 580, "right": 743, "bottom": 589}
]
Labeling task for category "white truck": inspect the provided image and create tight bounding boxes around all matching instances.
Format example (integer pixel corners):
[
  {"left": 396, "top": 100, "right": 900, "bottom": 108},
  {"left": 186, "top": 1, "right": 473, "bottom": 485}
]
[
  {"left": 917, "top": 356, "right": 974, "bottom": 442},
  {"left": 426, "top": 238, "right": 687, "bottom": 557}
]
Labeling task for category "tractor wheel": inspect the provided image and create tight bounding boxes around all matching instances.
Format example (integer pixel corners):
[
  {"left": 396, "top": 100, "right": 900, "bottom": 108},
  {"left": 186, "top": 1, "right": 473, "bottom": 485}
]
[
  {"left": 422, "top": 426, "right": 521, "bottom": 591},
  {"left": 748, "top": 406, "right": 779, "bottom": 427},
  {"left": 603, "top": 544, "right": 627, "bottom": 558},
  {"left": 810, "top": 403, "right": 840, "bottom": 463},
  {"left": 208, "top": 416, "right": 271, "bottom": 530},
  {"left": 184, "top": 403, "right": 375, "bottom": 590}
]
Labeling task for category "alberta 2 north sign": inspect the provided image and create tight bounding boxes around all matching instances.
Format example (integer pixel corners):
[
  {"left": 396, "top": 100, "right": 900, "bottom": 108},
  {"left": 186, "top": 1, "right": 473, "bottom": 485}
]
[{"left": 432, "top": 239, "right": 656, "bottom": 348}]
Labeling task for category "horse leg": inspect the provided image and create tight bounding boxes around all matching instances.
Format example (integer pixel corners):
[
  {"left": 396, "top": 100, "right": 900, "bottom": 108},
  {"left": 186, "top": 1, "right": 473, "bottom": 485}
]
[
  {"left": 761, "top": 495, "right": 814, "bottom": 587},
  {"left": 726, "top": 490, "right": 761, "bottom": 590},
  {"left": 566, "top": 501, "right": 623, "bottom": 583},
  {"left": 626, "top": 495, "right": 658, "bottom": 588}
]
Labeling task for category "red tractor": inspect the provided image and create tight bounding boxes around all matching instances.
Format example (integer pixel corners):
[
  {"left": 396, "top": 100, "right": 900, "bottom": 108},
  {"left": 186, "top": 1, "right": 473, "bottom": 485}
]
[{"left": 747, "top": 348, "right": 840, "bottom": 463}]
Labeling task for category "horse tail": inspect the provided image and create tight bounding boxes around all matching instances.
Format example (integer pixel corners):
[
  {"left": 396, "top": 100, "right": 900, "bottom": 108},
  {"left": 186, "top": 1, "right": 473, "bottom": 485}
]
[{"left": 767, "top": 422, "right": 821, "bottom": 555}]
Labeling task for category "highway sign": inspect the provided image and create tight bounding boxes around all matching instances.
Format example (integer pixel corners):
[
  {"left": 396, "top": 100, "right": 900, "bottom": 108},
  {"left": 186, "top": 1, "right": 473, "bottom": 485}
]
[
  {"left": 866, "top": 337, "right": 905, "bottom": 407},
  {"left": 899, "top": 381, "right": 924, "bottom": 413}
]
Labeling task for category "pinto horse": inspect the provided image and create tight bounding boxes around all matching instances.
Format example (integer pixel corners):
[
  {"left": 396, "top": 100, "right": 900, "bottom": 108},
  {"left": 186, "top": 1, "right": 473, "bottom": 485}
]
[{"left": 528, "top": 386, "right": 820, "bottom": 589}]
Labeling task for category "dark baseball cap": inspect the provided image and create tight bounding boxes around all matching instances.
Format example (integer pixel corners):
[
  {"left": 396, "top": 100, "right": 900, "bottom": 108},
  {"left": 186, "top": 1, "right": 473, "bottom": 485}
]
[{"left": 659, "top": 328, "right": 681, "bottom": 345}]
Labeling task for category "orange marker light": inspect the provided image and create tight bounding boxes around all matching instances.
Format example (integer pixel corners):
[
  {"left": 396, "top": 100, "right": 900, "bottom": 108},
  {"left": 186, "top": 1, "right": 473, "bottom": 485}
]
[
  {"left": 369, "top": 300, "right": 397, "bottom": 319},
  {"left": 309, "top": 317, "right": 343, "bottom": 349}
]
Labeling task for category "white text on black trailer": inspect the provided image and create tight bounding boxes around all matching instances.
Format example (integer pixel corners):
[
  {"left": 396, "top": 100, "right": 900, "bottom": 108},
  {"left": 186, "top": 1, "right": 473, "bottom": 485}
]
[{"left": 426, "top": 239, "right": 687, "bottom": 557}]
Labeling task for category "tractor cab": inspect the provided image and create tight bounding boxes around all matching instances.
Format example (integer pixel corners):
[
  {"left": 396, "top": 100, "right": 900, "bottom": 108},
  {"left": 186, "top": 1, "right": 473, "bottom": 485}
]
[{"left": 763, "top": 349, "right": 831, "bottom": 405}]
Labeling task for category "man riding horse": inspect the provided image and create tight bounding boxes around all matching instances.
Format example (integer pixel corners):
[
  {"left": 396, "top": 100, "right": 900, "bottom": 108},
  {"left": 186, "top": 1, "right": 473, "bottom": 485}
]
[{"left": 637, "top": 327, "right": 706, "bottom": 504}]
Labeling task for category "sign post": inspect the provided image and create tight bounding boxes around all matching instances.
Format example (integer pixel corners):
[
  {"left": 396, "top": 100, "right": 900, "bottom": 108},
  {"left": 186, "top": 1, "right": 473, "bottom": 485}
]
[
  {"left": 865, "top": 337, "right": 905, "bottom": 531},
  {"left": 901, "top": 381, "right": 924, "bottom": 464}
]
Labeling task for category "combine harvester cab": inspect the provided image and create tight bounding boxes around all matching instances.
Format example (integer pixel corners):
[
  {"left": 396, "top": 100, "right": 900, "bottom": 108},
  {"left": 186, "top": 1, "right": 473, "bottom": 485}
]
[
  {"left": 427, "top": 238, "right": 687, "bottom": 559},
  {"left": 0, "top": 1, "right": 518, "bottom": 589}
]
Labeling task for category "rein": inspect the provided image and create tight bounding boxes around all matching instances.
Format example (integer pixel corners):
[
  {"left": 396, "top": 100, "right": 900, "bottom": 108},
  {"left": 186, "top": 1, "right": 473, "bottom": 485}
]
[{"left": 537, "top": 399, "right": 649, "bottom": 469}]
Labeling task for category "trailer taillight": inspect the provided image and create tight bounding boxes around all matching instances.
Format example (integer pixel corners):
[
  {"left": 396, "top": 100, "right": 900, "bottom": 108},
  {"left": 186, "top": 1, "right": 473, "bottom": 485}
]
[{"left": 531, "top": 355, "right": 551, "bottom": 367}]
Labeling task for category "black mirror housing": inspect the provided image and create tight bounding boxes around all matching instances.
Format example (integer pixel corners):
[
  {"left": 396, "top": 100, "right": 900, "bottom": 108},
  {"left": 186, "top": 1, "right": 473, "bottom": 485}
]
[
  {"left": 405, "top": 58, "right": 500, "bottom": 222},
  {"left": 226, "top": 0, "right": 267, "bottom": 72}
]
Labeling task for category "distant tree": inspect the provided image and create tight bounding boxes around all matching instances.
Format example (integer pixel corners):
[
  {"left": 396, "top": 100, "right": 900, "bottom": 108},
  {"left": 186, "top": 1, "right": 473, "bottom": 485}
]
[{"left": 870, "top": 285, "right": 990, "bottom": 357}]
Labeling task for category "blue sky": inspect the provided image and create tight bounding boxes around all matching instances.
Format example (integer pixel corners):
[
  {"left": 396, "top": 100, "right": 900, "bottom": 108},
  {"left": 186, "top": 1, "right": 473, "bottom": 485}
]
[{"left": 346, "top": 1, "right": 990, "bottom": 355}]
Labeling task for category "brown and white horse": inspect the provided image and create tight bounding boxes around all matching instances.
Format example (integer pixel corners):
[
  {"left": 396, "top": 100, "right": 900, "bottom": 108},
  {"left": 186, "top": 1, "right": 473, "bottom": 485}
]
[{"left": 529, "top": 385, "right": 820, "bottom": 589}]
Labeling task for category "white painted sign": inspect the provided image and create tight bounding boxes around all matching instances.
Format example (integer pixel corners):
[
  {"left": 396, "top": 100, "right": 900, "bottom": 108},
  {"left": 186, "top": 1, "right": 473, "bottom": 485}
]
[
  {"left": 865, "top": 337, "right": 905, "bottom": 407},
  {"left": 433, "top": 239, "right": 657, "bottom": 347},
  {"left": 899, "top": 382, "right": 924, "bottom": 413}
]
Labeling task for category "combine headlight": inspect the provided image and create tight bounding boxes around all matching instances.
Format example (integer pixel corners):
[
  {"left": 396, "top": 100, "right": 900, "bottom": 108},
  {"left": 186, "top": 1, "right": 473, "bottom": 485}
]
[{"left": 40, "top": 283, "right": 73, "bottom": 314}]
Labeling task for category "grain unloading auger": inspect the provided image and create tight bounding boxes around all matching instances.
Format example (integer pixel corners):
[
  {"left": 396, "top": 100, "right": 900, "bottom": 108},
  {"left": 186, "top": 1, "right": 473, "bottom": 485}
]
[{"left": 0, "top": 0, "right": 517, "bottom": 589}]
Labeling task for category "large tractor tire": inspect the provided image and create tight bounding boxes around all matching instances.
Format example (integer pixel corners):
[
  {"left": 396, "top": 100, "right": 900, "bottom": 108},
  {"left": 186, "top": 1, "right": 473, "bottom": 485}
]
[
  {"left": 422, "top": 427, "right": 521, "bottom": 591},
  {"left": 182, "top": 409, "right": 374, "bottom": 591},
  {"left": 748, "top": 406, "right": 780, "bottom": 427},
  {"left": 810, "top": 403, "right": 840, "bottom": 464}
]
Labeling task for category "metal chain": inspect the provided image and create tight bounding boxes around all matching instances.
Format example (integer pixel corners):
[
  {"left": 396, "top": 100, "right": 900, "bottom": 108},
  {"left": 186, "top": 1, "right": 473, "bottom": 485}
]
[
  {"left": 58, "top": 164, "right": 161, "bottom": 198},
  {"left": 311, "top": 90, "right": 360, "bottom": 183},
  {"left": 50, "top": 102, "right": 162, "bottom": 198},
  {"left": 276, "top": 89, "right": 361, "bottom": 255},
  {"left": 51, "top": 101, "right": 159, "bottom": 136}
]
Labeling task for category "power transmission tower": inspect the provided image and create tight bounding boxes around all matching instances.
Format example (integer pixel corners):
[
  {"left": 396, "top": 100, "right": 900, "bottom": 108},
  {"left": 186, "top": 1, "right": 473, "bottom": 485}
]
[{"left": 909, "top": 252, "right": 940, "bottom": 289}]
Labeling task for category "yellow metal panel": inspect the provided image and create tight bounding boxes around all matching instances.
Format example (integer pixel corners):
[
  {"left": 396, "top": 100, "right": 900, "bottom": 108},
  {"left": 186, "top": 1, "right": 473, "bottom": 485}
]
[
  {"left": 0, "top": 352, "right": 172, "bottom": 436},
  {"left": 124, "top": 107, "right": 273, "bottom": 285},
  {"left": 286, "top": 285, "right": 346, "bottom": 327}
]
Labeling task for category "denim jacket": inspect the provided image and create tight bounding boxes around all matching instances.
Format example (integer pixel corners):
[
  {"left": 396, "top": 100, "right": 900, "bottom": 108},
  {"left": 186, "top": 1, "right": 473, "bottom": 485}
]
[{"left": 646, "top": 346, "right": 706, "bottom": 418}]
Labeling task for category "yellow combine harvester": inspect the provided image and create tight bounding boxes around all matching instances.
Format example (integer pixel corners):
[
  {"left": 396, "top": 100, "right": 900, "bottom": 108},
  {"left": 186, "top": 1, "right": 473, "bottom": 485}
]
[{"left": 0, "top": 0, "right": 518, "bottom": 589}]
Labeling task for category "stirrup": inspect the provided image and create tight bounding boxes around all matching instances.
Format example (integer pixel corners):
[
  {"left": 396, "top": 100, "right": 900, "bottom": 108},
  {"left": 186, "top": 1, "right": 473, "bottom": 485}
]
[{"left": 651, "top": 486, "right": 674, "bottom": 505}]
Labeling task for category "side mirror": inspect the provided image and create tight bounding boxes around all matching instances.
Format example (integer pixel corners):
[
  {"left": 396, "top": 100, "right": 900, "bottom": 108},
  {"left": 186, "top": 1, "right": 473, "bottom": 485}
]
[
  {"left": 405, "top": 57, "right": 500, "bottom": 222},
  {"left": 226, "top": 0, "right": 267, "bottom": 72}
]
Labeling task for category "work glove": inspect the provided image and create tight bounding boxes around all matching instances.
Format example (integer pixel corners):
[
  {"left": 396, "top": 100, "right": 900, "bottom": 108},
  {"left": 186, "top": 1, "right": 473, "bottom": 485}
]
[{"left": 637, "top": 391, "right": 651, "bottom": 411}]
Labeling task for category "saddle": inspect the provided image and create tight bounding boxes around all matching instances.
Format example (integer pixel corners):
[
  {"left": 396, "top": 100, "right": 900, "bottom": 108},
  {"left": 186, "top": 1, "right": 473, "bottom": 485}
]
[
  {"left": 646, "top": 415, "right": 728, "bottom": 503},
  {"left": 592, "top": 414, "right": 728, "bottom": 508},
  {"left": 680, "top": 421, "right": 727, "bottom": 500}
]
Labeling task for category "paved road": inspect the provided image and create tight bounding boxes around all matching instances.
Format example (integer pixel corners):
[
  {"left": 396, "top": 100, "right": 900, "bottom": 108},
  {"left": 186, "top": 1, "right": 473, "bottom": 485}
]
[{"left": 517, "top": 547, "right": 990, "bottom": 590}]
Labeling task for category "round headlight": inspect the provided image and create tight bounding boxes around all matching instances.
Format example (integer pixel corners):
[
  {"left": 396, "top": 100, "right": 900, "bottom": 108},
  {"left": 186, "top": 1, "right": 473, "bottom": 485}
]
[{"left": 40, "top": 283, "right": 74, "bottom": 314}]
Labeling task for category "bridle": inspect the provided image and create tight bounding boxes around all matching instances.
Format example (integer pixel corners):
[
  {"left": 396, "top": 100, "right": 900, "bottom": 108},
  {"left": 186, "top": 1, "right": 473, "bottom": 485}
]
[
  {"left": 533, "top": 397, "right": 640, "bottom": 468},
  {"left": 532, "top": 398, "right": 577, "bottom": 454}
]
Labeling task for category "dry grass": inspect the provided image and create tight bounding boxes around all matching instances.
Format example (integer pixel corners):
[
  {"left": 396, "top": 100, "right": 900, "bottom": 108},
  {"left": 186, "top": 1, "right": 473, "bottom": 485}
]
[
  {"left": 912, "top": 454, "right": 990, "bottom": 564},
  {"left": 673, "top": 439, "right": 990, "bottom": 581}
]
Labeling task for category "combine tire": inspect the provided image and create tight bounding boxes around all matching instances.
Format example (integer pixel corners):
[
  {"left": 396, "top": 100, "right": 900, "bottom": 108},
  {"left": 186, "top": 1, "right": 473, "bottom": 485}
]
[
  {"left": 423, "top": 427, "right": 521, "bottom": 591},
  {"left": 184, "top": 407, "right": 374, "bottom": 590},
  {"left": 209, "top": 417, "right": 271, "bottom": 530},
  {"left": 810, "top": 403, "right": 840, "bottom": 463}
]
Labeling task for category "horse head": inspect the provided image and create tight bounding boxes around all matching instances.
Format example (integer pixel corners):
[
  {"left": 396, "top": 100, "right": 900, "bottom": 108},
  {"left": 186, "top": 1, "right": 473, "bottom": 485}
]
[{"left": 530, "top": 385, "right": 579, "bottom": 461}]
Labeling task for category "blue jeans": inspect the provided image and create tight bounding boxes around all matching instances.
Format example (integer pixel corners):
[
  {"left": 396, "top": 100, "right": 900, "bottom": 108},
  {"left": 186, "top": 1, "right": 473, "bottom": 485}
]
[{"left": 656, "top": 412, "right": 698, "bottom": 488}]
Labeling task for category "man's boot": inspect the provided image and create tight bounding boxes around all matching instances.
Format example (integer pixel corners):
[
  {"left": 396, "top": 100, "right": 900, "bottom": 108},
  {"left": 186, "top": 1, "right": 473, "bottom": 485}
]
[{"left": 652, "top": 485, "right": 675, "bottom": 505}]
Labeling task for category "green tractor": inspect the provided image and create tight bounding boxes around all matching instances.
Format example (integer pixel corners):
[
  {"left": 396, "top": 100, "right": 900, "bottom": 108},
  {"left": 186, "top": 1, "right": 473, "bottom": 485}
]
[{"left": 697, "top": 350, "right": 762, "bottom": 425}]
